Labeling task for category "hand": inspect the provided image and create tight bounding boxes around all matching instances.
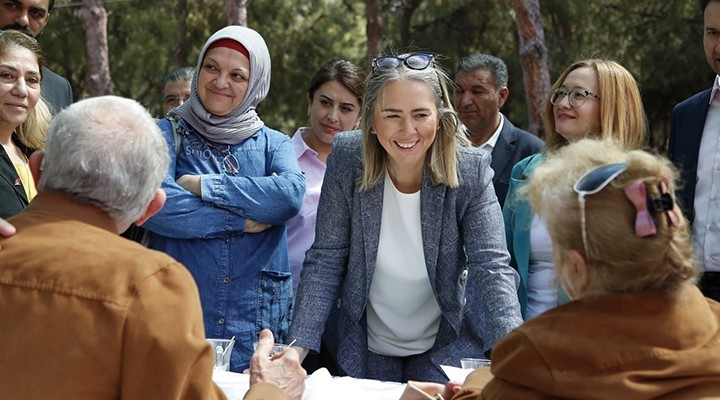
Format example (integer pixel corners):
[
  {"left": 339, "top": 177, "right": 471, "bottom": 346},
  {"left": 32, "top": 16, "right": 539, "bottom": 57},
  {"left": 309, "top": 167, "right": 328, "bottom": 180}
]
[
  {"left": 447, "top": 381, "right": 463, "bottom": 394},
  {"left": 244, "top": 219, "right": 272, "bottom": 233},
  {"left": 176, "top": 174, "right": 201, "bottom": 196},
  {"left": 399, "top": 381, "right": 454, "bottom": 400},
  {"left": 0, "top": 218, "right": 17, "bottom": 249},
  {"left": 250, "top": 329, "right": 307, "bottom": 400}
]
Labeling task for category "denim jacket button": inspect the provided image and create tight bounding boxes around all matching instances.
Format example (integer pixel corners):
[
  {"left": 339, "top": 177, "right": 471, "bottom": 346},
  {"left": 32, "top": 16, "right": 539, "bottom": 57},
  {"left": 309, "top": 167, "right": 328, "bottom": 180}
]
[
  {"left": 460, "top": 269, "right": 468, "bottom": 280},
  {"left": 218, "top": 317, "right": 225, "bottom": 324},
  {"left": 223, "top": 276, "right": 230, "bottom": 283}
]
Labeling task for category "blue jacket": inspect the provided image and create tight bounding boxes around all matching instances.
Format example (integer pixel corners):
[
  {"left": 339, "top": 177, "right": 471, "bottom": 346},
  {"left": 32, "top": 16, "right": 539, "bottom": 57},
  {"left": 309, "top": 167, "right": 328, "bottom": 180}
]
[
  {"left": 144, "top": 118, "right": 305, "bottom": 372},
  {"left": 289, "top": 131, "right": 522, "bottom": 381},
  {"left": 503, "top": 153, "right": 543, "bottom": 318}
]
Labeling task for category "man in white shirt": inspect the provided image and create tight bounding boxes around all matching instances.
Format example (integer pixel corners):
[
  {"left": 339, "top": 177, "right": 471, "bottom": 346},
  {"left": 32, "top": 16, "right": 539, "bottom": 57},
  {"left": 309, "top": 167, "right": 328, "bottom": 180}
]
[
  {"left": 454, "top": 54, "right": 543, "bottom": 207},
  {"left": 669, "top": 0, "right": 720, "bottom": 301}
]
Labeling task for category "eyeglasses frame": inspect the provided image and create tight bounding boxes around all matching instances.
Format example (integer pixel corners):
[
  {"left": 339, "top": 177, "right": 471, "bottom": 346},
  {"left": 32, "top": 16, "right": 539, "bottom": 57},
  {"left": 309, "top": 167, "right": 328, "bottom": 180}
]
[{"left": 551, "top": 87, "right": 601, "bottom": 108}]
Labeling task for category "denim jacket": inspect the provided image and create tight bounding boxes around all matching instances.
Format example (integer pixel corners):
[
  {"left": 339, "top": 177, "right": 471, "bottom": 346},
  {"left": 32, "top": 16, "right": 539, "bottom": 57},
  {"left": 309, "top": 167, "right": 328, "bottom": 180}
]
[{"left": 144, "top": 118, "right": 305, "bottom": 372}]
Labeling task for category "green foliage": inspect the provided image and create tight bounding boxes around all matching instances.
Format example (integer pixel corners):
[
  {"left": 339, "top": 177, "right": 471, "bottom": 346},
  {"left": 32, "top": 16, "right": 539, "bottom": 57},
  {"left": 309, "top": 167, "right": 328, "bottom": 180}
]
[
  {"left": 541, "top": 0, "right": 708, "bottom": 149},
  {"left": 40, "top": 0, "right": 708, "bottom": 150}
]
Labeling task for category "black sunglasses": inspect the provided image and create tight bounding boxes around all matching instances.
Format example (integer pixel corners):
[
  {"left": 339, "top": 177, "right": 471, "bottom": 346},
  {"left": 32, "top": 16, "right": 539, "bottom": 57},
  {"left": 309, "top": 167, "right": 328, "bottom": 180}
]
[{"left": 371, "top": 53, "right": 434, "bottom": 71}]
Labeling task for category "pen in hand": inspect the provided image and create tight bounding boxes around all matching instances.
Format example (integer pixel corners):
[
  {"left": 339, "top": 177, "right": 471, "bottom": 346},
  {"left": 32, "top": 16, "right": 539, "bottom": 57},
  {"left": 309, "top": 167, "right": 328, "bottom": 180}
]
[{"left": 270, "top": 338, "right": 297, "bottom": 361}]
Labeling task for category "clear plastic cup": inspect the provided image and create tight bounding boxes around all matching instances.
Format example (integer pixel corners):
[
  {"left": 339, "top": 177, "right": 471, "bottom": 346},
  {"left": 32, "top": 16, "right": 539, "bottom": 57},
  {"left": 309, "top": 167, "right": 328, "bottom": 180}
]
[
  {"left": 460, "top": 357, "right": 492, "bottom": 370},
  {"left": 253, "top": 341, "right": 291, "bottom": 359},
  {"left": 207, "top": 338, "right": 235, "bottom": 371}
]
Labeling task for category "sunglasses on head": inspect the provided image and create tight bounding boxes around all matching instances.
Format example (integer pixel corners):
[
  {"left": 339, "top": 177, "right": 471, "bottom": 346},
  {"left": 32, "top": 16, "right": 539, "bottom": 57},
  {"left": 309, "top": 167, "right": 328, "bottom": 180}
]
[
  {"left": 573, "top": 162, "right": 627, "bottom": 258},
  {"left": 371, "top": 53, "right": 434, "bottom": 71}
]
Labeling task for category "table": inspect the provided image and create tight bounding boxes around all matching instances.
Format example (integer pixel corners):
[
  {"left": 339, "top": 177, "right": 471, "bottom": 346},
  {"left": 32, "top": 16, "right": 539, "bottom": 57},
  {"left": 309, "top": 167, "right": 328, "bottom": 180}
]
[{"left": 213, "top": 368, "right": 407, "bottom": 400}]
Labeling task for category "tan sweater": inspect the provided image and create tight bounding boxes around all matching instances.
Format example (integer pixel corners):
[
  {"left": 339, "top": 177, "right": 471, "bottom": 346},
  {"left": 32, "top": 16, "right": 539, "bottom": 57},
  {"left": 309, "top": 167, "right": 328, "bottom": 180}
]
[{"left": 454, "top": 284, "right": 720, "bottom": 399}]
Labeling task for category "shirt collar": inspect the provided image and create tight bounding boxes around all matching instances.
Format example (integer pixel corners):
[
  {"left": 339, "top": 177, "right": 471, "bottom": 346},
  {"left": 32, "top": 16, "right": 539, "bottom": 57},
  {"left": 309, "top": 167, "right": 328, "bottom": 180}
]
[
  {"left": 291, "top": 127, "right": 318, "bottom": 159},
  {"left": 481, "top": 113, "right": 504, "bottom": 152},
  {"left": 710, "top": 75, "right": 720, "bottom": 104}
]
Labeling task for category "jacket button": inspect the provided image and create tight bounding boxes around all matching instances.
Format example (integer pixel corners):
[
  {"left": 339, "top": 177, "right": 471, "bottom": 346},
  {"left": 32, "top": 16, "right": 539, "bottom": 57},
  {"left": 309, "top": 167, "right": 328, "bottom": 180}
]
[
  {"left": 218, "top": 318, "right": 225, "bottom": 324},
  {"left": 223, "top": 276, "right": 230, "bottom": 283},
  {"left": 460, "top": 269, "right": 468, "bottom": 280}
]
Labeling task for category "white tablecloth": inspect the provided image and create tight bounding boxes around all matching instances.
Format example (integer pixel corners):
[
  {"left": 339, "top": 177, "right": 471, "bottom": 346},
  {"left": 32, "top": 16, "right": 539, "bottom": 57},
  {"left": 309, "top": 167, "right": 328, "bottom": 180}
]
[{"left": 213, "top": 368, "right": 407, "bottom": 400}]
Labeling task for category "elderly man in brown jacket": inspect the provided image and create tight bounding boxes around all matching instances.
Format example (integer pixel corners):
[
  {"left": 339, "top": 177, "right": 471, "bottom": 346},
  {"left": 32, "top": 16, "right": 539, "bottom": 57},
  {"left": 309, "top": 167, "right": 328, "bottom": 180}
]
[{"left": 0, "top": 96, "right": 303, "bottom": 400}]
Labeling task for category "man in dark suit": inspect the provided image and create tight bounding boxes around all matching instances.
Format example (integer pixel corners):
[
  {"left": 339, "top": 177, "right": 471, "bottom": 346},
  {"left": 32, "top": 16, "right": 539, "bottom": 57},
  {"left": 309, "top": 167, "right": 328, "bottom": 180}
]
[
  {"left": 454, "top": 54, "right": 543, "bottom": 207},
  {"left": 668, "top": 0, "right": 720, "bottom": 301},
  {"left": 0, "top": 0, "right": 73, "bottom": 114}
]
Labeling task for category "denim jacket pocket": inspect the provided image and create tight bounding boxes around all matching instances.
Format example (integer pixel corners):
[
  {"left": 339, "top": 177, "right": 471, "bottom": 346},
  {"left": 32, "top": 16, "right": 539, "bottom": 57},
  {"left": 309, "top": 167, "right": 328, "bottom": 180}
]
[{"left": 256, "top": 269, "right": 294, "bottom": 343}]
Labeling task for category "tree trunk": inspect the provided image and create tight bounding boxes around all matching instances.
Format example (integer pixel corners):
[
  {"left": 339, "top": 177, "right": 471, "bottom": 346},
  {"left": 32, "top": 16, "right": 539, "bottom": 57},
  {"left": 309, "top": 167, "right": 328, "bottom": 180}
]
[
  {"left": 511, "top": 0, "right": 550, "bottom": 138},
  {"left": 400, "top": 0, "right": 422, "bottom": 50},
  {"left": 78, "top": 0, "right": 114, "bottom": 96},
  {"left": 366, "top": 0, "right": 383, "bottom": 65},
  {"left": 173, "top": 0, "right": 188, "bottom": 67},
  {"left": 227, "top": 0, "right": 248, "bottom": 26}
]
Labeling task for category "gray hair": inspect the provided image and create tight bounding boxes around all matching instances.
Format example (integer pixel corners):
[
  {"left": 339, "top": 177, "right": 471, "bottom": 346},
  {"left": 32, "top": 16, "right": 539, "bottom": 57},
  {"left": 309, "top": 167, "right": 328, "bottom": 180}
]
[
  {"left": 360, "top": 55, "right": 469, "bottom": 189},
  {"left": 165, "top": 67, "right": 194, "bottom": 84},
  {"left": 38, "top": 96, "right": 169, "bottom": 226},
  {"left": 456, "top": 53, "right": 508, "bottom": 90}
]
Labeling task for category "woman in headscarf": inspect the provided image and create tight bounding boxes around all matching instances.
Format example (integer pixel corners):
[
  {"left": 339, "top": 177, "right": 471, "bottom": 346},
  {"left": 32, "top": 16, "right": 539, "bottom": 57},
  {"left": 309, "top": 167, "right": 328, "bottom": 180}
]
[{"left": 142, "top": 26, "right": 305, "bottom": 373}]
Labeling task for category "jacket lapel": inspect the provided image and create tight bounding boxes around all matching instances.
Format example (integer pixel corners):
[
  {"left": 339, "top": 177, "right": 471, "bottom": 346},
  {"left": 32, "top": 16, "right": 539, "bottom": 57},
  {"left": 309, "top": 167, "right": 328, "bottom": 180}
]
[
  {"left": 0, "top": 147, "right": 29, "bottom": 205},
  {"left": 360, "top": 173, "right": 385, "bottom": 291},
  {"left": 490, "top": 118, "right": 516, "bottom": 184},
  {"left": 420, "top": 169, "right": 446, "bottom": 291}
]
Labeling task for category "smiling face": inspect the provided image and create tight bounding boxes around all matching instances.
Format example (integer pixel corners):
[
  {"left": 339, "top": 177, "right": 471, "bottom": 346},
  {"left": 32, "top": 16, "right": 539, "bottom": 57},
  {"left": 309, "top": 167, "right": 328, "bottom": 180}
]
[
  {"left": 197, "top": 46, "right": 249, "bottom": 116},
  {"left": 0, "top": 45, "right": 41, "bottom": 131},
  {"left": 305, "top": 80, "right": 361, "bottom": 150},
  {"left": 553, "top": 66, "right": 601, "bottom": 142},
  {"left": 0, "top": 0, "right": 51, "bottom": 38},
  {"left": 373, "top": 79, "right": 438, "bottom": 180}
]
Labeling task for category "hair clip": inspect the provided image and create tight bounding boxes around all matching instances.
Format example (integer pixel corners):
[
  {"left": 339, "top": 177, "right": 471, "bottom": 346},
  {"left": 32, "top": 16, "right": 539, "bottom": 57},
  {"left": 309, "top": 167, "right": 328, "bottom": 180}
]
[
  {"left": 624, "top": 177, "right": 680, "bottom": 237},
  {"left": 624, "top": 181, "right": 657, "bottom": 237},
  {"left": 657, "top": 176, "right": 680, "bottom": 228}
]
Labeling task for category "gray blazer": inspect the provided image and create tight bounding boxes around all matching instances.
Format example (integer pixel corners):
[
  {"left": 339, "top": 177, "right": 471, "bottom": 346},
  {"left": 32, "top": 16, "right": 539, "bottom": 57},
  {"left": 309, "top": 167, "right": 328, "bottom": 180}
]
[{"left": 290, "top": 131, "right": 523, "bottom": 379}]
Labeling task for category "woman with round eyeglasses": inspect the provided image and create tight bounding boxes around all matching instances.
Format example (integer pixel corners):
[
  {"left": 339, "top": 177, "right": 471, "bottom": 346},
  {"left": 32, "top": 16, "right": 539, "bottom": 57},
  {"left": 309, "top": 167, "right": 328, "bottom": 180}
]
[
  {"left": 503, "top": 59, "right": 647, "bottom": 320},
  {"left": 141, "top": 26, "right": 305, "bottom": 373},
  {"left": 288, "top": 53, "right": 523, "bottom": 382},
  {"left": 0, "top": 30, "right": 51, "bottom": 219}
]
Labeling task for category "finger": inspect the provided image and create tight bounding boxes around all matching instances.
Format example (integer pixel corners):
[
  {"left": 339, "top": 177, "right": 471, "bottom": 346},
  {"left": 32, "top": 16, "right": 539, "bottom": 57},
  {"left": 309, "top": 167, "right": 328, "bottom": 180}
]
[
  {"left": 447, "top": 382, "right": 463, "bottom": 393},
  {"left": 0, "top": 218, "right": 17, "bottom": 237},
  {"left": 255, "top": 329, "right": 275, "bottom": 358}
]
